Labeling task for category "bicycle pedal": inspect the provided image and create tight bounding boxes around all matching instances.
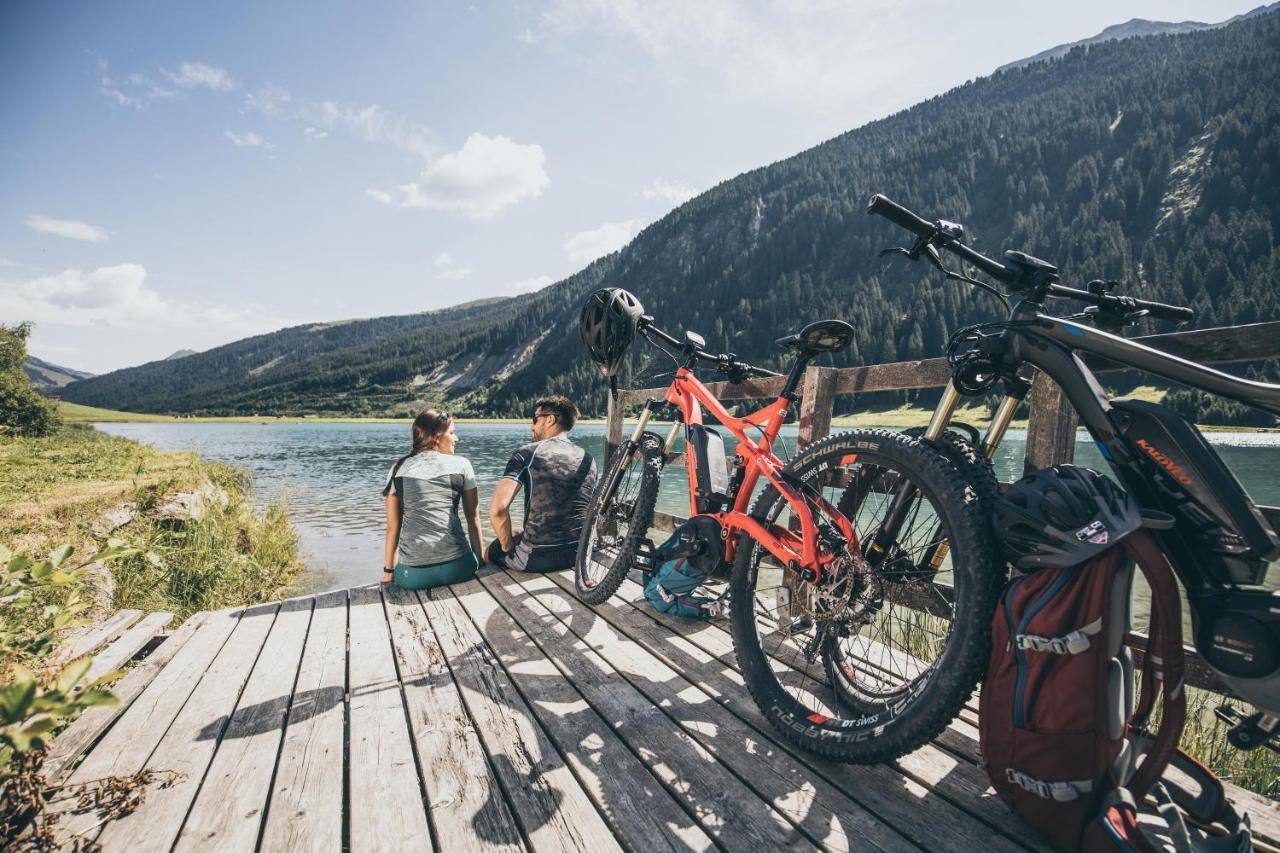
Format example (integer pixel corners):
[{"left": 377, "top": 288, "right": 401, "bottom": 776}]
[
  {"left": 633, "top": 538, "right": 658, "bottom": 571},
  {"left": 1216, "top": 706, "right": 1280, "bottom": 754}
]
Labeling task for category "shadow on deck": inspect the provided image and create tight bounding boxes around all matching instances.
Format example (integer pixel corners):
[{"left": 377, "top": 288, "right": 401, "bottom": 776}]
[{"left": 46, "top": 568, "right": 1280, "bottom": 852}]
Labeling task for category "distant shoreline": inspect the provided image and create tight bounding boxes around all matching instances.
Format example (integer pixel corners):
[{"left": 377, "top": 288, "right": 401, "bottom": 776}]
[{"left": 59, "top": 401, "right": 1275, "bottom": 432}]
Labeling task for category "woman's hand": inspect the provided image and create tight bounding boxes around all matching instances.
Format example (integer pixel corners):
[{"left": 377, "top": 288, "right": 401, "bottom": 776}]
[{"left": 381, "top": 569, "right": 394, "bottom": 585}]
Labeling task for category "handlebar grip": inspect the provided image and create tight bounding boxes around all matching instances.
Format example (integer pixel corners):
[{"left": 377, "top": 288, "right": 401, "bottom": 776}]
[
  {"left": 1136, "top": 300, "right": 1195, "bottom": 323},
  {"left": 866, "top": 194, "right": 934, "bottom": 237}
]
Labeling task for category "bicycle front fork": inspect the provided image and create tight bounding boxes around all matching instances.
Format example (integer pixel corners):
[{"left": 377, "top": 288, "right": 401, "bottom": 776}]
[{"left": 868, "top": 382, "right": 1022, "bottom": 572}]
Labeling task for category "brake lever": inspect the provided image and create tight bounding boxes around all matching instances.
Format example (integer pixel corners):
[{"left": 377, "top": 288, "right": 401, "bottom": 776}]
[{"left": 879, "top": 246, "right": 914, "bottom": 258}]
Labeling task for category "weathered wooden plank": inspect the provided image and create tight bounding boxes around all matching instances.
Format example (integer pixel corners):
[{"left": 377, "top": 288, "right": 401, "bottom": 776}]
[
  {"left": 420, "top": 581, "right": 623, "bottom": 853},
  {"left": 831, "top": 357, "right": 954, "bottom": 395},
  {"left": 382, "top": 585, "right": 526, "bottom": 853},
  {"left": 51, "top": 608, "right": 243, "bottom": 844},
  {"left": 174, "top": 596, "right": 314, "bottom": 851},
  {"left": 92, "top": 603, "right": 281, "bottom": 852},
  {"left": 82, "top": 611, "right": 173, "bottom": 687},
  {"left": 260, "top": 590, "right": 348, "bottom": 852},
  {"left": 798, "top": 365, "right": 838, "bottom": 449},
  {"left": 507, "top": 571, "right": 910, "bottom": 853},
  {"left": 547, "top": 571, "right": 1041, "bottom": 852},
  {"left": 459, "top": 575, "right": 712, "bottom": 852},
  {"left": 347, "top": 584, "right": 432, "bottom": 851},
  {"left": 44, "top": 612, "right": 203, "bottom": 785},
  {"left": 623, "top": 375, "right": 788, "bottom": 405},
  {"left": 1023, "top": 370, "right": 1078, "bottom": 472},
  {"left": 604, "top": 388, "right": 624, "bottom": 470},
  {"left": 52, "top": 609, "right": 144, "bottom": 667},
  {"left": 1087, "top": 320, "right": 1280, "bottom": 370}
]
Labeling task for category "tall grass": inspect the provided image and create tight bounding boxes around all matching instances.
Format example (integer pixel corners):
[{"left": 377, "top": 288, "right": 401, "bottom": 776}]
[{"left": 1, "top": 426, "right": 303, "bottom": 620}]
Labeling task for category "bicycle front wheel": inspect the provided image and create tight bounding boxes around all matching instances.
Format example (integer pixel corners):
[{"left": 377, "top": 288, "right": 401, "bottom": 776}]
[
  {"left": 574, "top": 431, "right": 663, "bottom": 604},
  {"left": 729, "top": 428, "right": 1002, "bottom": 764}
]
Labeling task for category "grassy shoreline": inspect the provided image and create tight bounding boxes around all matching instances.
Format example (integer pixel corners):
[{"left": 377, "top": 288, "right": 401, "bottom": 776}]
[{"left": 1, "top": 425, "right": 303, "bottom": 620}]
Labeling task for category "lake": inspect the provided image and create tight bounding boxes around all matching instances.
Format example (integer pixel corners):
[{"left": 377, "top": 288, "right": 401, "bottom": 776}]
[{"left": 95, "top": 421, "right": 1280, "bottom": 595}]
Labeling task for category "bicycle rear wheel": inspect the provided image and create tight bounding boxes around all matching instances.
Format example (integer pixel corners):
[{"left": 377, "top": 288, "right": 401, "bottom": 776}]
[
  {"left": 729, "top": 428, "right": 1002, "bottom": 763},
  {"left": 574, "top": 431, "right": 663, "bottom": 604}
]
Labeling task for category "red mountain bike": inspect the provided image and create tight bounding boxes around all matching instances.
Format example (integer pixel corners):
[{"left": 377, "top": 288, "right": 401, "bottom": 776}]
[{"left": 575, "top": 293, "right": 996, "bottom": 763}]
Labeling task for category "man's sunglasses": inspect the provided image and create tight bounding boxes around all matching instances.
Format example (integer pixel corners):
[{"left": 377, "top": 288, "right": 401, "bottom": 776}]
[{"left": 531, "top": 411, "right": 555, "bottom": 423}]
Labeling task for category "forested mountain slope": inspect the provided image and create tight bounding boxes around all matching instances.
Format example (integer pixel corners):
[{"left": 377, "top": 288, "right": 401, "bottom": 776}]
[
  {"left": 23, "top": 357, "right": 92, "bottom": 392},
  {"left": 62, "top": 9, "right": 1280, "bottom": 419}
]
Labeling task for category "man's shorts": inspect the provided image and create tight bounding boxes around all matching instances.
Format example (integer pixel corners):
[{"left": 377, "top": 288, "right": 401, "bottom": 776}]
[{"left": 486, "top": 537, "right": 576, "bottom": 573}]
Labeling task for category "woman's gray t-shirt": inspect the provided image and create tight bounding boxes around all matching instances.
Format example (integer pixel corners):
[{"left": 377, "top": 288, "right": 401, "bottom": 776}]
[{"left": 385, "top": 452, "right": 477, "bottom": 566}]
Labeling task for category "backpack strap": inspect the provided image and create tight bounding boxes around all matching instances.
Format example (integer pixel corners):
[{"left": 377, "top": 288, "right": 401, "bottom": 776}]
[{"left": 1122, "top": 530, "right": 1187, "bottom": 800}]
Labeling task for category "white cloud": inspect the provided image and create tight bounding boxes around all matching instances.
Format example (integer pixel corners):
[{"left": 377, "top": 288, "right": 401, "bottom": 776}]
[
  {"left": 0, "top": 264, "right": 265, "bottom": 333},
  {"left": 303, "top": 126, "right": 328, "bottom": 141},
  {"left": 162, "top": 62, "right": 237, "bottom": 92},
  {"left": 365, "top": 188, "right": 395, "bottom": 204},
  {"left": 224, "top": 130, "right": 272, "bottom": 149},
  {"left": 25, "top": 214, "right": 111, "bottom": 243},
  {"left": 97, "top": 58, "right": 236, "bottom": 108},
  {"left": 97, "top": 59, "right": 176, "bottom": 108},
  {"left": 564, "top": 219, "right": 642, "bottom": 266},
  {"left": 539, "top": 0, "right": 906, "bottom": 115},
  {"left": 313, "top": 102, "right": 436, "bottom": 159},
  {"left": 508, "top": 275, "right": 554, "bottom": 294},
  {"left": 642, "top": 178, "right": 698, "bottom": 205},
  {"left": 243, "top": 83, "right": 294, "bottom": 118},
  {"left": 372, "top": 133, "right": 549, "bottom": 220},
  {"left": 432, "top": 252, "right": 473, "bottom": 280}
]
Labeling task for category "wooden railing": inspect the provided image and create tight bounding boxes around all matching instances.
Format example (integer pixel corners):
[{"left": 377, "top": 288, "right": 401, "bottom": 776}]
[{"left": 604, "top": 320, "right": 1280, "bottom": 695}]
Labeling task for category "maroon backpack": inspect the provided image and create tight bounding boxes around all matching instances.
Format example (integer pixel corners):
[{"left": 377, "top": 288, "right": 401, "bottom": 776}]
[{"left": 980, "top": 528, "right": 1189, "bottom": 852}]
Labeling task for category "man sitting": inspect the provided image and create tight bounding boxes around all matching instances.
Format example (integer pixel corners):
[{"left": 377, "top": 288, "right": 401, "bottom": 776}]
[{"left": 487, "top": 395, "right": 597, "bottom": 572}]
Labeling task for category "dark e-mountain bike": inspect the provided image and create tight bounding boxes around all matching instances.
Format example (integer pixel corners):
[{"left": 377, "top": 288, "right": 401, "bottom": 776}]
[
  {"left": 863, "top": 193, "right": 1280, "bottom": 755},
  {"left": 577, "top": 290, "right": 1002, "bottom": 763}
]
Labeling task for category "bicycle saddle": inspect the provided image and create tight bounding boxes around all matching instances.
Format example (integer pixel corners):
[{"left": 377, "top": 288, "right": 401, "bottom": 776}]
[{"left": 775, "top": 319, "right": 855, "bottom": 354}]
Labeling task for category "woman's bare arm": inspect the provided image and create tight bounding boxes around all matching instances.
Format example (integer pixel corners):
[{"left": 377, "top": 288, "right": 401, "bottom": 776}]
[
  {"left": 461, "top": 488, "right": 484, "bottom": 562},
  {"left": 383, "top": 492, "right": 401, "bottom": 583}
]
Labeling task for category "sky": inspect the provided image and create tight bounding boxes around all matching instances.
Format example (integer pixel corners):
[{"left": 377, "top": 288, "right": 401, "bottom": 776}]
[{"left": 1, "top": 0, "right": 1266, "bottom": 372}]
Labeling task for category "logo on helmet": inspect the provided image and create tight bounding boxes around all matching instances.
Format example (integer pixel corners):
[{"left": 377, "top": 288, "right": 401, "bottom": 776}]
[{"left": 1075, "top": 520, "right": 1109, "bottom": 545}]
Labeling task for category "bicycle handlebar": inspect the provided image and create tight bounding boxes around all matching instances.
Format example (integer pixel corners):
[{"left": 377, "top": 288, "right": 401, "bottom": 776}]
[
  {"left": 866, "top": 193, "right": 1194, "bottom": 322},
  {"left": 1047, "top": 284, "right": 1196, "bottom": 323},
  {"left": 639, "top": 320, "right": 780, "bottom": 379}
]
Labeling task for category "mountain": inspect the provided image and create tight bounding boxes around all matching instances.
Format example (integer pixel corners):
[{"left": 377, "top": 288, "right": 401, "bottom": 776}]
[
  {"left": 23, "top": 356, "right": 93, "bottom": 393},
  {"left": 61, "top": 9, "right": 1280, "bottom": 424},
  {"left": 165, "top": 349, "right": 198, "bottom": 361},
  {"left": 996, "top": 2, "right": 1280, "bottom": 72}
]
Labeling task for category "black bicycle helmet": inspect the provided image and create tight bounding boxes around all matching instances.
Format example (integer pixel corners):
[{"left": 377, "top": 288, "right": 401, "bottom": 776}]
[
  {"left": 994, "top": 465, "right": 1142, "bottom": 570},
  {"left": 579, "top": 288, "right": 645, "bottom": 377}
]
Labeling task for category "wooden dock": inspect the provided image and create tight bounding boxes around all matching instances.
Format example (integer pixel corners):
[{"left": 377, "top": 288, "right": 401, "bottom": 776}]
[{"left": 46, "top": 567, "right": 1279, "bottom": 852}]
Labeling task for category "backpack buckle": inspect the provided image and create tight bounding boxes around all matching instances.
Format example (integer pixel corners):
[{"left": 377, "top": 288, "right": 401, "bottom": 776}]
[
  {"left": 1005, "top": 768, "right": 1092, "bottom": 802},
  {"left": 1015, "top": 619, "right": 1102, "bottom": 655}
]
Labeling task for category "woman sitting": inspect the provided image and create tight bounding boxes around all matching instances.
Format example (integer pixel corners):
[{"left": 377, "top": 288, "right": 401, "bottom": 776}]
[{"left": 381, "top": 410, "right": 484, "bottom": 590}]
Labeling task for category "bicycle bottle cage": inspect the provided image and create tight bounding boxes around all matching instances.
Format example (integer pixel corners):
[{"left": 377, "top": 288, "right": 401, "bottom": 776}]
[
  {"left": 1113, "top": 398, "right": 1280, "bottom": 583},
  {"left": 689, "top": 424, "right": 732, "bottom": 513}
]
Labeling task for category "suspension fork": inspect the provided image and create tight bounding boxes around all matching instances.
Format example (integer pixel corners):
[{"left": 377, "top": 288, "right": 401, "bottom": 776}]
[{"left": 863, "top": 383, "right": 964, "bottom": 567}]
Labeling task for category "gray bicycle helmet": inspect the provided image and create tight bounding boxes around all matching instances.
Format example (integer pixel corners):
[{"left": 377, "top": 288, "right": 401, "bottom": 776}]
[
  {"left": 994, "top": 465, "right": 1142, "bottom": 570},
  {"left": 580, "top": 288, "right": 645, "bottom": 377}
]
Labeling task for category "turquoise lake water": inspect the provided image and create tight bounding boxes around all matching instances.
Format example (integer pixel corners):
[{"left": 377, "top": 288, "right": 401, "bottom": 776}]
[{"left": 95, "top": 422, "right": 1280, "bottom": 594}]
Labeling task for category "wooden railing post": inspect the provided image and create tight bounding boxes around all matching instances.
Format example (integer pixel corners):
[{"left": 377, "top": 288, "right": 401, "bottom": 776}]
[
  {"left": 604, "top": 388, "right": 624, "bottom": 469},
  {"left": 797, "top": 366, "right": 838, "bottom": 450},
  {"left": 1023, "top": 370, "right": 1078, "bottom": 474}
]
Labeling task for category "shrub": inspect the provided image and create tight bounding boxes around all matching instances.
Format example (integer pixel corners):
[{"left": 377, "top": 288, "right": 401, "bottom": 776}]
[{"left": 0, "top": 324, "right": 61, "bottom": 438}]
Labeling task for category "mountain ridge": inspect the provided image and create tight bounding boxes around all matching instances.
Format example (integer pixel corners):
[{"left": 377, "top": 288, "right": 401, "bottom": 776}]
[
  {"left": 996, "top": 2, "right": 1280, "bottom": 72},
  {"left": 60, "top": 8, "right": 1280, "bottom": 424},
  {"left": 24, "top": 356, "right": 93, "bottom": 393}
]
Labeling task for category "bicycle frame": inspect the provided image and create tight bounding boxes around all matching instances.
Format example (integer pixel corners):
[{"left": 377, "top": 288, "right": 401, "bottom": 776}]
[
  {"left": 924, "top": 300, "right": 1280, "bottom": 715},
  {"left": 625, "top": 366, "right": 857, "bottom": 577}
]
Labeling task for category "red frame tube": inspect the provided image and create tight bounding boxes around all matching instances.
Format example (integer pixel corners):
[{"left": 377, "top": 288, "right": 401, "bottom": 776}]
[{"left": 663, "top": 368, "right": 856, "bottom": 576}]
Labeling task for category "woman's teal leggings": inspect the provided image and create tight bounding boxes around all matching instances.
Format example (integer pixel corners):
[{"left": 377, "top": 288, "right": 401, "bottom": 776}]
[{"left": 394, "top": 552, "right": 479, "bottom": 591}]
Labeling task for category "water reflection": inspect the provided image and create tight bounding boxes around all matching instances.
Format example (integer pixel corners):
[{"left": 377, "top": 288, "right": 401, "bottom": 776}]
[{"left": 95, "top": 422, "right": 1280, "bottom": 594}]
